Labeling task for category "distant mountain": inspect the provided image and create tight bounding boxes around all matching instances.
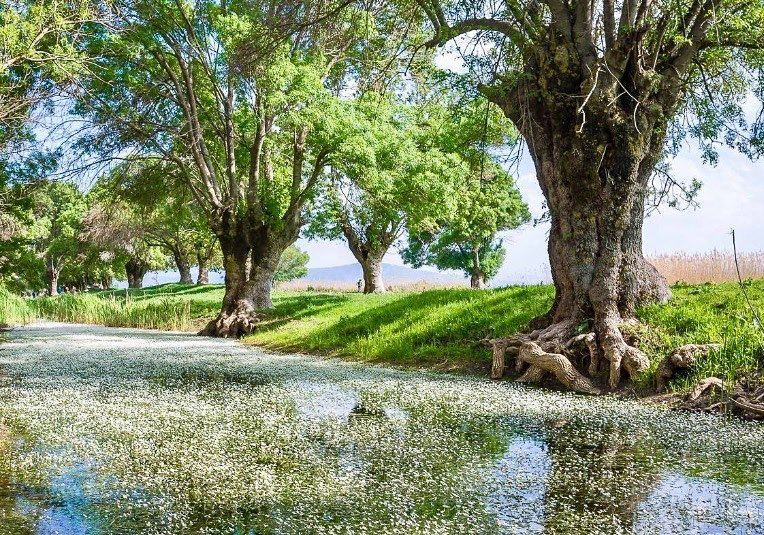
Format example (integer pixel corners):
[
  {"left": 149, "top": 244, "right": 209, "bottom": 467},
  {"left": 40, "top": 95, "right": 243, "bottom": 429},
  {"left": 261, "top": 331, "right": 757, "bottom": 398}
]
[
  {"left": 116, "top": 263, "right": 463, "bottom": 289},
  {"left": 300, "top": 263, "right": 463, "bottom": 285}
]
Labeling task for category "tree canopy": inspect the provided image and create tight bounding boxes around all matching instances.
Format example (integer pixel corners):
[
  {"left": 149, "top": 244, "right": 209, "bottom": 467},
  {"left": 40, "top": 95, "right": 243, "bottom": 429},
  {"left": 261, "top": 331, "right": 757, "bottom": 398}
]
[{"left": 403, "top": 168, "right": 530, "bottom": 288}]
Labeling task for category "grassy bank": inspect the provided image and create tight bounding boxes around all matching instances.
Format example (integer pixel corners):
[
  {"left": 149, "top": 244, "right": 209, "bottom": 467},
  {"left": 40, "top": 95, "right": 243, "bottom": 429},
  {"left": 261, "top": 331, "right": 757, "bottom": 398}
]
[
  {"left": 31, "top": 280, "right": 764, "bottom": 389},
  {"left": 0, "top": 286, "right": 33, "bottom": 327}
]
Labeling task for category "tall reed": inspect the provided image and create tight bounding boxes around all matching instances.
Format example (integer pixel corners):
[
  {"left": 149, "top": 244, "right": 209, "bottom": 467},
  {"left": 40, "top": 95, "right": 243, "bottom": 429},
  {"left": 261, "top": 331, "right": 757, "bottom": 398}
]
[
  {"left": 649, "top": 250, "right": 764, "bottom": 284},
  {"left": 0, "top": 285, "right": 34, "bottom": 326},
  {"left": 33, "top": 293, "right": 193, "bottom": 331}
]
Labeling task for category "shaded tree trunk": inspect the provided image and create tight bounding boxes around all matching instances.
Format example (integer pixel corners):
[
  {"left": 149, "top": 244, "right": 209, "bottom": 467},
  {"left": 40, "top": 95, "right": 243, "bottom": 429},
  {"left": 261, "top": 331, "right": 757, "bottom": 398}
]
[
  {"left": 360, "top": 256, "right": 386, "bottom": 294},
  {"left": 174, "top": 251, "right": 193, "bottom": 285},
  {"left": 200, "top": 231, "right": 252, "bottom": 337},
  {"left": 247, "top": 224, "right": 297, "bottom": 307},
  {"left": 340, "top": 222, "right": 392, "bottom": 294},
  {"left": 195, "top": 239, "right": 216, "bottom": 285},
  {"left": 200, "top": 220, "right": 295, "bottom": 337},
  {"left": 125, "top": 259, "right": 147, "bottom": 289},
  {"left": 46, "top": 267, "right": 59, "bottom": 296}
]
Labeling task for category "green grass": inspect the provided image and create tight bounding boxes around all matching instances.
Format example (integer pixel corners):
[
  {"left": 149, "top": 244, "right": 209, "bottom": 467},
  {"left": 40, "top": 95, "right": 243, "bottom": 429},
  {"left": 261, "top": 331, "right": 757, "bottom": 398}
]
[
  {"left": 29, "top": 280, "right": 764, "bottom": 388},
  {"left": 636, "top": 280, "right": 764, "bottom": 388},
  {"left": 32, "top": 290, "right": 198, "bottom": 331},
  {"left": 0, "top": 285, "right": 34, "bottom": 326},
  {"left": 250, "top": 285, "right": 553, "bottom": 372}
]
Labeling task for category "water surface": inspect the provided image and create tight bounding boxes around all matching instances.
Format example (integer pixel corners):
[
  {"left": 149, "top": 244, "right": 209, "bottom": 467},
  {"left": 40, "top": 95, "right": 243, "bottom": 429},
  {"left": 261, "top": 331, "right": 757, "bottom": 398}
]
[{"left": 0, "top": 323, "right": 762, "bottom": 534}]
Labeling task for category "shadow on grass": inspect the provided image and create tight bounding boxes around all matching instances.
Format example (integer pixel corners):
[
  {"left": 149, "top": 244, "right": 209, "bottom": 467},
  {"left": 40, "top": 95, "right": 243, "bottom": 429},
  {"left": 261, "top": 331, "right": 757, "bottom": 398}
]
[
  {"left": 253, "top": 286, "right": 554, "bottom": 370},
  {"left": 266, "top": 293, "right": 354, "bottom": 317}
]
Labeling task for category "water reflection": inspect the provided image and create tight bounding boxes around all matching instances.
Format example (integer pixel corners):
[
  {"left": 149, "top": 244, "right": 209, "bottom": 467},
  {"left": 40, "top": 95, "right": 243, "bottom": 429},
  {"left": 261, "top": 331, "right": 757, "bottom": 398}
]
[
  {"left": 0, "top": 323, "right": 763, "bottom": 534},
  {"left": 485, "top": 437, "right": 549, "bottom": 533},
  {"left": 635, "top": 473, "right": 764, "bottom": 533}
]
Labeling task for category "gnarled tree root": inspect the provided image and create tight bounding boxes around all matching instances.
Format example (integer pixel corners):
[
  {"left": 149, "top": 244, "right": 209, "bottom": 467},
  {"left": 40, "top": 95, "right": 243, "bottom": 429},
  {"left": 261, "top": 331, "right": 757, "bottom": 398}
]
[
  {"left": 648, "top": 375, "right": 764, "bottom": 420},
  {"left": 516, "top": 342, "right": 601, "bottom": 395},
  {"left": 488, "top": 312, "right": 650, "bottom": 393},
  {"left": 654, "top": 343, "right": 721, "bottom": 392},
  {"left": 687, "top": 376, "right": 724, "bottom": 402},
  {"left": 199, "top": 309, "right": 259, "bottom": 338}
]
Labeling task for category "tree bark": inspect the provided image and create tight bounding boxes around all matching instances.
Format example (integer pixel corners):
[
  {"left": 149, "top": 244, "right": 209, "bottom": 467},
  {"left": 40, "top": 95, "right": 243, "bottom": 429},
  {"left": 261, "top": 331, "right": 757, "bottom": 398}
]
[
  {"left": 197, "top": 264, "right": 209, "bottom": 285},
  {"left": 470, "top": 271, "right": 486, "bottom": 289},
  {"left": 200, "top": 222, "right": 292, "bottom": 337},
  {"left": 46, "top": 267, "right": 59, "bottom": 296},
  {"left": 360, "top": 256, "right": 386, "bottom": 294},
  {"left": 199, "top": 232, "right": 253, "bottom": 337},
  {"left": 248, "top": 225, "right": 295, "bottom": 307},
  {"left": 125, "top": 259, "right": 147, "bottom": 289},
  {"left": 482, "top": 51, "right": 672, "bottom": 388},
  {"left": 340, "top": 222, "right": 390, "bottom": 294},
  {"left": 470, "top": 251, "right": 485, "bottom": 289},
  {"left": 174, "top": 251, "right": 194, "bottom": 285},
  {"left": 196, "top": 252, "right": 209, "bottom": 285}
]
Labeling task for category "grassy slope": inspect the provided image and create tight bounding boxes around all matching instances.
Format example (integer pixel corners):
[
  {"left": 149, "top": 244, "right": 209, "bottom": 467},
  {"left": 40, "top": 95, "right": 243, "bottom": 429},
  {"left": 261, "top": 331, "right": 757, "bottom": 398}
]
[{"left": 31, "top": 280, "right": 764, "bottom": 387}]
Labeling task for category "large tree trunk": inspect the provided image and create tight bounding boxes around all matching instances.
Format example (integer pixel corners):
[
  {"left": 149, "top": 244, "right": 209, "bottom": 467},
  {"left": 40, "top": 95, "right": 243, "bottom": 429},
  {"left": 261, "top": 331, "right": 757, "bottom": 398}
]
[
  {"left": 247, "top": 225, "right": 295, "bottom": 307},
  {"left": 46, "top": 267, "right": 59, "bottom": 296},
  {"left": 199, "top": 214, "right": 300, "bottom": 338},
  {"left": 125, "top": 260, "right": 147, "bottom": 289},
  {"left": 196, "top": 252, "right": 209, "bottom": 285},
  {"left": 174, "top": 251, "right": 193, "bottom": 285},
  {"left": 483, "top": 57, "right": 672, "bottom": 389},
  {"left": 200, "top": 233, "right": 253, "bottom": 337},
  {"left": 360, "top": 256, "right": 386, "bottom": 294}
]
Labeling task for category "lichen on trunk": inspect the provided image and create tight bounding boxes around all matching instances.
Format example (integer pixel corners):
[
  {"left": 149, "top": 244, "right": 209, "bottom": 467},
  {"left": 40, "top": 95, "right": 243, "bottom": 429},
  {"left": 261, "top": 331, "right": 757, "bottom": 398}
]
[{"left": 482, "top": 49, "right": 673, "bottom": 390}]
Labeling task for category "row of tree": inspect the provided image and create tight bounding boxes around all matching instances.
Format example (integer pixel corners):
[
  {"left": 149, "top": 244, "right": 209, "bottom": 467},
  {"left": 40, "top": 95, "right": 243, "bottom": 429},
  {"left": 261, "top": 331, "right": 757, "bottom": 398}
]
[
  {"left": 2, "top": 0, "right": 762, "bottom": 389},
  {"left": 1, "top": 0, "right": 532, "bottom": 322},
  {"left": 0, "top": 164, "right": 312, "bottom": 294}
]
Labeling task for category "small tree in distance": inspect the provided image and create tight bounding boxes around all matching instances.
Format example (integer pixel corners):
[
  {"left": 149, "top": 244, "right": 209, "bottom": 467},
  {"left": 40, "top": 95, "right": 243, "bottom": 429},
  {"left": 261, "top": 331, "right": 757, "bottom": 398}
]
[
  {"left": 274, "top": 245, "right": 309, "bottom": 284},
  {"left": 306, "top": 96, "right": 463, "bottom": 293},
  {"left": 403, "top": 169, "right": 530, "bottom": 288}
]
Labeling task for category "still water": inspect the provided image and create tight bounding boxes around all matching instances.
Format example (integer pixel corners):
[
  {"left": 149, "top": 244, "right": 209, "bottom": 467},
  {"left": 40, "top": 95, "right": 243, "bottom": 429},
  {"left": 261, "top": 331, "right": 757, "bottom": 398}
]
[{"left": 0, "top": 323, "right": 762, "bottom": 534}]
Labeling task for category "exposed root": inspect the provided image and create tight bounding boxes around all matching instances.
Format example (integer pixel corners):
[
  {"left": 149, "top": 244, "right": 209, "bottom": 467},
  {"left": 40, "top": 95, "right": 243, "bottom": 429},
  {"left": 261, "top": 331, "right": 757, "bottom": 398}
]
[
  {"left": 488, "top": 318, "right": 644, "bottom": 393},
  {"left": 597, "top": 315, "right": 650, "bottom": 389},
  {"left": 729, "top": 397, "right": 764, "bottom": 418},
  {"left": 199, "top": 306, "right": 259, "bottom": 338},
  {"left": 655, "top": 344, "right": 721, "bottom": 392},
  {"left": 650, "top": 375, "right": 764, "bottom": 421},
  {"left": 516, "top": 342, "right": 601, "bottom": 395},
  {"left": 517, "top": 363, "right": 546, "bottom": 383},
  {"left": 687, "top": 377, "right": 724, "bottom": 402},
  {"left": 489, "top": 340, "right": 518, "bottom": 379}
]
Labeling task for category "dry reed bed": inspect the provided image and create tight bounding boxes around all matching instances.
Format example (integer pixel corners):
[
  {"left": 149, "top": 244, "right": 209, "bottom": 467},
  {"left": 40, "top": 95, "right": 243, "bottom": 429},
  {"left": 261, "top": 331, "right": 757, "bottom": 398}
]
[{"left": 649, "top": 250, "right": 764, "bottom": 284}]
